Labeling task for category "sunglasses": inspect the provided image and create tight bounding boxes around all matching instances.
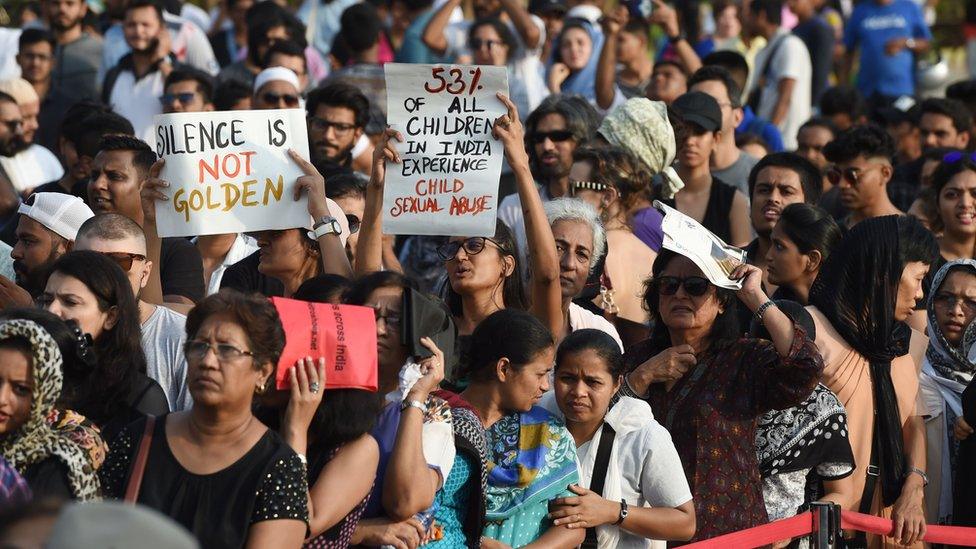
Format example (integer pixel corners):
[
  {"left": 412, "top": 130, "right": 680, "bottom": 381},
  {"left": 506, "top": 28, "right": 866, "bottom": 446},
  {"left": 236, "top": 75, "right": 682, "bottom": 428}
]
[
  {"left": 262, "top": 92, "right": 300, "bottom": 107},
  {"left": 655, "top": 276, "right": 711, "bottom": 297},
  {"left": 944, "top": 151, "right": 976, "bottom": 164},
  {"left": 825, "top": 164, "right": 884, "bottom": 186},
  {"left": 100, "top": 251, "right": 147, "bottom": 272},
  {"left": 346, "top": 214, "right": 361, "bottom": 234},
  {"left": 308, "top": 117, "right": 356, "bottom": 135},
  {"left": 436, "top": 237, "right": 500, "bottom": 261},
  {"left": 530, "top": 130, "right": 574, "bottom": 144},
  {"left": 160, "top": 92, "right": 197, "bottom": 107},
  {"left": 471, "top": 38, "right": 503, "bottom": 50}
]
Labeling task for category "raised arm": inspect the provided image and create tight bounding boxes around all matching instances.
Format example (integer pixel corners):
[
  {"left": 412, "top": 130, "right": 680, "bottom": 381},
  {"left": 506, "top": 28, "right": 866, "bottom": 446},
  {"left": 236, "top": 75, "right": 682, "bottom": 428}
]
[
  {"left": 139, "top": 159, "right": 167, "bottom": 307},
  {"left": 595, "top": 10, "right": 627, "bottom": 111},
  {"left": 422, "top": 0, "right": 461, "bottom": 55},
  {"left": 651, "top": 0, "right": 701, "bottom": 74},
  {"left": 355, "top": 128, "right": 402, "bottom": 276},
  {"left": 289, "top": 149, "right": 353, "bottom": 278},
  {"left": 495, "top": 93, "right": 563, "bottom": 337},
  {"left": 499, "top": 0, "right": 541, "bottom": 50}
]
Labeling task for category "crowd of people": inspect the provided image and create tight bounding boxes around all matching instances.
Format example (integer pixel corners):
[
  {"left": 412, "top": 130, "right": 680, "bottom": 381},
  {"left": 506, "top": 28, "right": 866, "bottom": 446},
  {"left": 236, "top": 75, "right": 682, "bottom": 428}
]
[{"left": 0, "top": 0, "right": 974, "bottom": 547}]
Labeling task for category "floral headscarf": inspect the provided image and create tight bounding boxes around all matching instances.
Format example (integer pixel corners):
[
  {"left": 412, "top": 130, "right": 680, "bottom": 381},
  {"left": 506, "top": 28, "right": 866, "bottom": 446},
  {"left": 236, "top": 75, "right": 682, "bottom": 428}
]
[
  {"left": 925, "top": 259, "right": 976, "bottom": 385},
  {"left": 0, "top": 320, "right": 106, "bottom": 500}
]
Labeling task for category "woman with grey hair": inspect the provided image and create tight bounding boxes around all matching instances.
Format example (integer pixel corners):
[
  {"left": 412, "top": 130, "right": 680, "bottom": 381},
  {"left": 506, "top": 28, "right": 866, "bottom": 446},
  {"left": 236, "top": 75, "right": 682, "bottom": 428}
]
[{"left": 545, "top": 198, "right": 623, "bottom": 350}]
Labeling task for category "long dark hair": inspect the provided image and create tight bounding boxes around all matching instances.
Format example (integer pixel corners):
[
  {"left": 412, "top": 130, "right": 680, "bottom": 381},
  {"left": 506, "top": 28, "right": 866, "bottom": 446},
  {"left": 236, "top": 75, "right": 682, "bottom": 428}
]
[
  {"left": 444, "top": 220, "right": 527, "bottom": 317},
  {"left": 468, "top": 17, "right": 516, "bottom": 64},
  {"left": 345, "top": 271, "right": 419, "bottom": 307},
  {"left": 464, "top": 309, "right": 553, "bottom": 382},
  {"left": 43, "top": 251, "right": 147, "bottom": 426},
  {"left": 642, "top": 250, "right": 740, "bottom": 353}
]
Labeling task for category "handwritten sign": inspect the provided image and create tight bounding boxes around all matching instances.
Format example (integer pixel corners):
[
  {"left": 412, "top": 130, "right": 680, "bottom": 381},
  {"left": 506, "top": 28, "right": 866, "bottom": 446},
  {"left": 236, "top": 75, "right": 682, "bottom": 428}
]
[
  {"left": 152, "top": 109, "right": 310, "bottom": 238},
  {"left": 383, "top": 63, "right": 508, "bottom": 236}
]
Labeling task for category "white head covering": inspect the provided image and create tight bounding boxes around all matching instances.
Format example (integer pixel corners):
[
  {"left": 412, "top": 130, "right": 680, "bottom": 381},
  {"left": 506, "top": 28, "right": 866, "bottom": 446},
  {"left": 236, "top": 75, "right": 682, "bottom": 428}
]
[
  {"left": 0, "top": 77, "right": 39, "bottom": 105},
  {"left": 253, "top": 67, "right": 300, "bottom": 95}
]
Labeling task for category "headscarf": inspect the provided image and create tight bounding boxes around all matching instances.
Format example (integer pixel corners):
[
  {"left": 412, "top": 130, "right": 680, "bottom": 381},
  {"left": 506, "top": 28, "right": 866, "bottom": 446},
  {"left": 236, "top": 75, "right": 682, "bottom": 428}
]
[
  {"left": 0, "top": 320, "right": 106, "bottom": 501},
  {"left": 808, "top": 216, "right": 908, "bottom": 507},
  {"left": 925, "top": 259, "right": 976, "bottom": 386},
  {"left": 596, "top": 98, "right": 684, "bottom": 199},
  {"left": 551, "top": 19, "right": 602, "bottom": 101}
]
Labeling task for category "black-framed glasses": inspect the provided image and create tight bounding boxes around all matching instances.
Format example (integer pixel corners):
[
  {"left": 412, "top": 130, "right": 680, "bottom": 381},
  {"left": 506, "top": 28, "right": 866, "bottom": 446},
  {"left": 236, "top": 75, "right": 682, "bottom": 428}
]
[
  {"left": 185, "top": 340, "right": 254, "bottom": 362},
  {"left": 471, "top": 38, "right": 503, "bottom": 50},
  {"left": 436, "top": 237, "right": 500, "bottom": 261},
  {"left": 655, "top": 276, "right": 711, "bottom": 297},
  {"left": 262, "top": 92, "right": 300, "bottom": 107},
  {"left": 1, "top": 119, "right": 23, "bottom": 132},
  {"left": 944, "top": 151, "right": 976, "bottom": 165},
  {"left": 530, "top": 130, "right": 574, "bottom": 144},
  {"left": 160, "top": 92, "right": 197, "bottom": 107},
  {"left": 308, "top": 117, "right": 356, "bottom": 135},
  {"left": 346, "top": 213, "right": 361, "bottom": 234},
  {"left": 99, "top": 251, "right": 147, "bottom": 272}
]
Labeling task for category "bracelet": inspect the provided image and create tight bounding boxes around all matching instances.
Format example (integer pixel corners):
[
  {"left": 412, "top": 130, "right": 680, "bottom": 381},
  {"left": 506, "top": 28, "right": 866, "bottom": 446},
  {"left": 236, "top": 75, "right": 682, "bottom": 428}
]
[
  {"left": 620, "top": 374, "right": 643, "bottom": 399},
  {"left": 401, "top": 399, "right": 428, "bottom": 415},
  {"left": 907, "top": 467, "right": 929, "bottom": 486},
  {"left": 754, "top": 300, "right": 777, "bottom": 323}
]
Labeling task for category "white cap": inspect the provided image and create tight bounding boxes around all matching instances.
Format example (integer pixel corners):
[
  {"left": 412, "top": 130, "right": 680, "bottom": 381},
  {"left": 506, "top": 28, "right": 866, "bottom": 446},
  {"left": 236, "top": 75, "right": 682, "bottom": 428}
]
[
  {"left": 17, "top": 193, "right": 95, "bottom": 241},
  {"left": 253, "top": 67, "right": 300, "bottom": 94},
  {"left": 306, "top": 198, "right": 350, "bottom": 246}
]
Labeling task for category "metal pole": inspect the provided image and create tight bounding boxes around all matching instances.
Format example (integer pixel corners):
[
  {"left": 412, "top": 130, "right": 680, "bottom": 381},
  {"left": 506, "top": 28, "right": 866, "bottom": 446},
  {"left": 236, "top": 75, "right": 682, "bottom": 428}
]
[{"left": 810, "top": 502, "right": 838, "bottom": 549}]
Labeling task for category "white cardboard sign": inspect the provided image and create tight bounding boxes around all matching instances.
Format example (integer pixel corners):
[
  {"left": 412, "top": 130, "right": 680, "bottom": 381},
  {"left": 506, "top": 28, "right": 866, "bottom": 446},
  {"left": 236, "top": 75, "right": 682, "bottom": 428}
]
[
  {"left": 383, "top": 63, "right": 509, "bottom": 236},
  {"left": 152, "top": 109, "right": 310, "bottom": 238}
]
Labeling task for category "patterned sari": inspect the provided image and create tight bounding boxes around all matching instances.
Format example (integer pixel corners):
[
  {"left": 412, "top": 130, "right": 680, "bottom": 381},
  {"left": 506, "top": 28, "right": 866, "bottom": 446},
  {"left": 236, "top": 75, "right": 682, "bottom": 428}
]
[{"left": 482, "top": 406, "right": 579, "bottom": 548}]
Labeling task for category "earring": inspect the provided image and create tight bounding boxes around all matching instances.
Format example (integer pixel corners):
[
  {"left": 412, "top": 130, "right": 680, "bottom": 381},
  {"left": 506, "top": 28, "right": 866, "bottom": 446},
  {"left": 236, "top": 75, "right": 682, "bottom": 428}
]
[{"left": 255, "top": 381, "right": 267, "bottom": 394}]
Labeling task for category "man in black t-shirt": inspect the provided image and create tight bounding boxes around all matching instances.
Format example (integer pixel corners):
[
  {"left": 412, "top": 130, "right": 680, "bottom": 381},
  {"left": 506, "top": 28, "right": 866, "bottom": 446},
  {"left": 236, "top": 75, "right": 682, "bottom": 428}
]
[{"left": 87, "top": 134, "right": 205, "bottom": 304}]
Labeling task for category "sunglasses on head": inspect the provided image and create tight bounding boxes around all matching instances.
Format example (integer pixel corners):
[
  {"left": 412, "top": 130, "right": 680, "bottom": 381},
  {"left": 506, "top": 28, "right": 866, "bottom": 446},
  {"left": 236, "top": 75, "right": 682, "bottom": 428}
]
[
  {"left": 160, "top": 92, "right": 196, "bottom": 107},
  {"left": 655, "top": 276, "right": 711, "bottom": 297},
  {"left": 436, "top": 237, "right": 500, "bottom": 261},
  {"left": 530, "top": 130, "right": 574, "bottom": 144},
  {"left": 569, "top": 180, "right": 608, "bottom": 196},
  {"left": 100, "top": 251, "right": 147, "bottom": 272},
  {"left": 262, "top": 92, "right": 300, "bottom": 107},
  {"left": 944, "top": 151, "right": 976, "bottom": 164}
]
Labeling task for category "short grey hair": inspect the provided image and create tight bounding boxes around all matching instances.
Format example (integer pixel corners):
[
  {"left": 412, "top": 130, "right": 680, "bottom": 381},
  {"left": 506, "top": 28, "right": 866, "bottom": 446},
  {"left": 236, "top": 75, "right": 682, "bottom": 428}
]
[{"left": 545, "top": 198, "right": 606, "bottom": 273}]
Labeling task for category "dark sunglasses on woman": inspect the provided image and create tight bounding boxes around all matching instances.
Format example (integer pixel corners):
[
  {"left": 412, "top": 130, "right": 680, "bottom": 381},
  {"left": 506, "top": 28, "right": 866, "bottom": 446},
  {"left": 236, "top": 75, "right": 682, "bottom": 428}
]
[
  {"left": 262, "top": 92, "right": 300, "bottom": 107},
  {"left": 436, "top": 237, "right": 500, "bottom": 261},
  {"left": 655, "top": 276, "right": 711, "bottom": 297}
]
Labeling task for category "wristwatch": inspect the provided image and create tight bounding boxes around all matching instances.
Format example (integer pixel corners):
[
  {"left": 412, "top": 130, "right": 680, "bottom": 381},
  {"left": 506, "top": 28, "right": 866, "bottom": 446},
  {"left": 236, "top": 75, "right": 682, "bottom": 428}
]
[
  {"left": 614, "top": 499, "right": 629, "bottom": 525},
  {"left": 311, "top": 215, "right": 342, "bottom": 239},
  {"left": 401, "top": 399, "right": 428, "bottom": 415},
  {"left": 907, "top": 466, "right": 928, "bottom": 486},
  {"left": 668, "top": 32, "right": 686, "bottom": 45}
]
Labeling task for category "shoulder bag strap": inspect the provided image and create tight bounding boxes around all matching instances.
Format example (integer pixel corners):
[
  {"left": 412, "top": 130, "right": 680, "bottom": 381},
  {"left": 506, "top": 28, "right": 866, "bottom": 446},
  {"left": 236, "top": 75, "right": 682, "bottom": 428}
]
[
  {"left": 581, "top": 422, "right": 617, "bottom": 549},
  {"left": 124, "top": 415, "right": 156, "bottom": 504}
]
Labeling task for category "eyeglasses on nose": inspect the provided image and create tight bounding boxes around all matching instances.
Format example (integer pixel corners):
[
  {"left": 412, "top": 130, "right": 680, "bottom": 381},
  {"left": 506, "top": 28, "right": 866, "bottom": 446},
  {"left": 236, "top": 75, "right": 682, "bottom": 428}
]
[
  {"left": 530, "top": 130, "right": 574, "bottom": 144},
  {"left": 185, "top": 340, "right": 254, "bottom": 361},
  {"left": 471, "top": 38, "right": 502, "bottom": 50},
  {"left": 99, "top": 251, "right": 147, "bottom": 272},
  {"left": 308, "top": 117, "right": 356, "bottom": 135},
  {"left": 655, "top": 276, "right": 711, "bottom": 296},
  {"left": 160, "top": 92, "right": 197, "bottom": 107},
  {"left": 262, "top": 92, "right": 300, "bottom": 107},
  {"left": 436, "top": 237, "right": 500, "bottom": 261}
]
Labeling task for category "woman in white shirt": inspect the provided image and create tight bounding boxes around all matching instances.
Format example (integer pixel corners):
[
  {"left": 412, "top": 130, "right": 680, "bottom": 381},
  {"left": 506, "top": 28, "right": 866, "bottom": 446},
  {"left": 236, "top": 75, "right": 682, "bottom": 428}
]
[{"left": 542, "top": 329, "right": 696, "bottom": 548}]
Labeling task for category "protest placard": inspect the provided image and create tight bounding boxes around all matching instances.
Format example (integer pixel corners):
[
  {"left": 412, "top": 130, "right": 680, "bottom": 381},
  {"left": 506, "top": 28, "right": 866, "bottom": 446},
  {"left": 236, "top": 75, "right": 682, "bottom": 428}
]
[
  {"left": 152, "top": 109, "right": 310, "bottom": 238},
  {"left": 383, "top": 63, "right": 509, "bottom": 236},
  {"left": 271, "top": 297, "right": 379, "bottom": 392}
]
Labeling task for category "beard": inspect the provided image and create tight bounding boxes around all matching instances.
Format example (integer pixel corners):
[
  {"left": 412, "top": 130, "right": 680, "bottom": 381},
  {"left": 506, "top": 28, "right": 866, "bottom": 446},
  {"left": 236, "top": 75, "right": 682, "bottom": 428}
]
[
  {"left": 533, "top": 156, "right": 570, "bottom": 182},
  {"left": 0, "top": 135, "right": 27, "bottom": 157},
  {"left": 50, "top": 15, "right": 82, "bottom": 32},
  {"left": 13, "top": 255, "right": 58, "bottom": 297},
  {"left": 131, "top": 37, "right": 160, "bottom": 56}
]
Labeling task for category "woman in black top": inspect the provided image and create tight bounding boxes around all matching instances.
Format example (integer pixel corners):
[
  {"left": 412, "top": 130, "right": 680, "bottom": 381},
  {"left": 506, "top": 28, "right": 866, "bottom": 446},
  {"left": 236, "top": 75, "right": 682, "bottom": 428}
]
[
  {"left": 37, "top": 251, "right": 168, "bottom": 442},
  {"left": 99, "top": 290, "right": 308, "bottom": 549}
]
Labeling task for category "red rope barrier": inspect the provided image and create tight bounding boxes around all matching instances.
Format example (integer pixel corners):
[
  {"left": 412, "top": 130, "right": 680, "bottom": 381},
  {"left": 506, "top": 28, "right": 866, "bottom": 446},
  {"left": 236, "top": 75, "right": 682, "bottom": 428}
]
[
  {"left": 840, "top": 510, "right": 976, "bottom": 546},
  {"left": 681, "top": 512, "right": 815, "bottom": 548}
]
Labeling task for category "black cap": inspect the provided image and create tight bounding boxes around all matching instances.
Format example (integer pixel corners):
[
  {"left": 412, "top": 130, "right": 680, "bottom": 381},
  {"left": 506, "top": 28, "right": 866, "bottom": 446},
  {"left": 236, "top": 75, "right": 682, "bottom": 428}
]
[
  {"left": 672, "top": 91, "right": 722, "bottom": 133},
  {"left": 529, "top": 0, "right": 567, "bottom": 15}
]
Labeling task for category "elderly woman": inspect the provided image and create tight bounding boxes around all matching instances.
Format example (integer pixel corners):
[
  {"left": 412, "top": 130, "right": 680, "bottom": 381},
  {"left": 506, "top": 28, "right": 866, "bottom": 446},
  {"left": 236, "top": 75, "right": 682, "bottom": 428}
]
[
  {"left": 461, "top": 309, "right": 583, "bottom": 549},
  {"left": 808, "top": 216, "right": 939, "bottom": 548},
  {"left": 98, "top": 290, "right": 308, "bottom": 549},
  {"left": 544, "top": 198, "right": 622, "bottom": 349},
  {"left": 542, "top": 329, "right": 696, "bottom": 548},
  {"left": 0, "top": 319, "right": 106, "bottom": 501},
  {"left": 621, "top": 250, "right": 823, "bottom": 542},
  {"left": 918, "top": 260, "right": 976, "bottom": 525},
  {"left": 568, "top": 146, "right": 657, "bottom": 344}
]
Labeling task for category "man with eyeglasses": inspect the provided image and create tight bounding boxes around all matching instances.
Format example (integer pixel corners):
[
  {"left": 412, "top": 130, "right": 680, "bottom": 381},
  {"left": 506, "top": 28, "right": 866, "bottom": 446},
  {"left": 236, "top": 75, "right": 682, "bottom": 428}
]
[
  {"left": 823, "top": 124, "right": 902, "bottom": 229},
  {"left": 103, "top": 0, "right": 182, "bottom": 143},
  {"left": 252, "top": 66, "right": 302, "bottom": 111},
  {"left": 16, "top": 29, "right": 72, "bottom": 152},
  {"left": 305, "top": 82, "right": 374, "bottom": 176},
  {"left": 75, "top": 213, "right": 192, "bottom": 412},
  {"left": 8, "top": 193, "right": 93, "bottom": 307},
  {"left": 161, "top": 67, "right": 215, "bottom": 114}
]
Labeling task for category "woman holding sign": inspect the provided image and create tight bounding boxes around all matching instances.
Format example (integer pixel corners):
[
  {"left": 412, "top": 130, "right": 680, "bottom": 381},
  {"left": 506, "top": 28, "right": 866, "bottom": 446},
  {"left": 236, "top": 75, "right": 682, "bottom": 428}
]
[{"left": 357, "top": 93, "right": 563, "bottom": 377}]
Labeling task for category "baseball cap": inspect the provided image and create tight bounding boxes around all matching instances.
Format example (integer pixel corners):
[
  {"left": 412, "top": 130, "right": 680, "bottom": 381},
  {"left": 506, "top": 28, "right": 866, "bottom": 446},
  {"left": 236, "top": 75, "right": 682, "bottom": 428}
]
[
  {"left": 671, "top": 91, "right": 722, "bottom": 133},
  {"left": 17, "top": 193, "right": 95, "bottom": 241},
  {"left": 46, "top": 501, "right": 199, "bottom": 549},
  {"left": 529, "top": 0, "right": 567, "bottom": 15}
]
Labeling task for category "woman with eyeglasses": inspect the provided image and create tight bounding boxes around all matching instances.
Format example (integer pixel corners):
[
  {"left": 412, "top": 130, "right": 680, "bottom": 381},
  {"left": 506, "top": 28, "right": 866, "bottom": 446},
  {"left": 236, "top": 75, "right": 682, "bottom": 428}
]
[
  {"left": 343, "top": 272, "right": 477, "bottom": 549},
  {"left": 357, "top": 94, "right": 562, "bottom": 373},
  {"left": 37, "top": 251, "right": 168, "bottom": 443},
  {"left": 568, "top": 146, "right": 657, "bottom": 345},
  {"left": 99, "top": 290, "right": 309, "bottom": 549},
  {"left": 0, "top": 319, "right": 107, "bottom": 502},
  {"left": 468, "top": 17, "right": 545, "bottom": 121},
  {"left": 619, "top": 249, "right": 823, "bottom": 542},
  {"left": 808, "top": 216, "right": 939, "bottom": 547},
  {"left": 916, "top": 260, "right": 976, "bottom": 526},
  {"left": 931, "top": 152, "right": 976, "bottom": 262},
  {"left": 764, "top": 204, "right": 842, "bottom": 305}
]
